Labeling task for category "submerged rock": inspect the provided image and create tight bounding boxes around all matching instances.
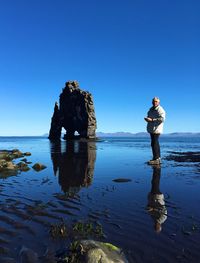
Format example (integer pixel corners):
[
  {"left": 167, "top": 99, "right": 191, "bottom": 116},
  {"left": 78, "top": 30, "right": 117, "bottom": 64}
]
[{"left": 112, "top": 178, "right": 132, "bottom": 183}]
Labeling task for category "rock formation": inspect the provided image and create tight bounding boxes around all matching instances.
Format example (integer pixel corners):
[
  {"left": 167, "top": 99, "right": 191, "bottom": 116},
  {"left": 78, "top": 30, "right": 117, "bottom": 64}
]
[{"left": 49, "top": 81, "right": 97, "bottom": 140}]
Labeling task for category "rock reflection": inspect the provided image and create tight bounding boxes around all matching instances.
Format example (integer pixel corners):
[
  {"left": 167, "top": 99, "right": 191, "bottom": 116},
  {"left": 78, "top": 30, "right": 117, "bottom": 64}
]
[
  {"left": 50, "top": 141, "right": 96, "bottom": 194},
  {"left": 147, "top": 165, "right": 167, "bottom": 233}
]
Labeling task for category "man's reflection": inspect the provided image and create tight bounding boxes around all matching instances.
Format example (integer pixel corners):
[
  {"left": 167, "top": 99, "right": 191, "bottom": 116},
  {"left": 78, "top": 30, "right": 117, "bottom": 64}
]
[
  {"left": 147, "top": 165, "right": 167, "bottom": 233},
  {"left": 50, "top": 141, "right": 96, "bottom": 194}
]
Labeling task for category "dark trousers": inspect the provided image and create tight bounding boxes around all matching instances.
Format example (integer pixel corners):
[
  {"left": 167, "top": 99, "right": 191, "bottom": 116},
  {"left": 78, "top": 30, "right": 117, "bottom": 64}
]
[
  {"left": 151, "top": 166, "right": 161, "bottom": 194},
  {"left": 150, "top": 133, "right": 160, "bottom": 160}
]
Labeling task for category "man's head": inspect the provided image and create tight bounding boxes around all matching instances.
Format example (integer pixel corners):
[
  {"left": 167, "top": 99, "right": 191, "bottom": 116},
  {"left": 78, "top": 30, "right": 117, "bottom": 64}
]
[{"left": 152, "top": 97, "right": 160, "bottom": 107}]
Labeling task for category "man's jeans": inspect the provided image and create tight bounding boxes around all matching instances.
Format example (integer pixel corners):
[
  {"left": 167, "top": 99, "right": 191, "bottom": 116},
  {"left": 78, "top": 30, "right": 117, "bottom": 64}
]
[{"left": 150, "top": 133, "right": 160, "bottom": 160}]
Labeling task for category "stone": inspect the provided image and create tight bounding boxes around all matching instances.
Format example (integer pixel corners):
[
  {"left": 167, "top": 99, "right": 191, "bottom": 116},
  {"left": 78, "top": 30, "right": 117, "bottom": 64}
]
[
  {"left": 24, "top": 152, "right": 31, "bottom": 156},
  {"left": 48, "top": 81, "right": 97, "bottom": 140},
  {"left": 0, "top": 159, "right": 18, "bottom": 172},
  {"left": 166, "top": 151, "right": 200, "bottom": 162},
  {"left": 0, "top": 149, "right": 32, "bottom": 177},
  {"left": 17, "top": 162, "right": 30, "bottom": 172},
  {"left": 12, "top": 149, "right": 24, "bottom": 158},
  {"left": 32, "top": 163, "right": 47, "bottom": 171},
  {"left": 4, "top": 161, "right": 18, "bottom": 170},
  {"left": 112, "top": 178, "right": 132, "bottom": 183},
  {"left": 0, "top": 149, "right": 23, "bottom": 160},
  {"left": 0, "top": 151, "right": 9, "bottom": 160},
  {"left": 68, "top": 240, "right": 128, "bottom": 263}
]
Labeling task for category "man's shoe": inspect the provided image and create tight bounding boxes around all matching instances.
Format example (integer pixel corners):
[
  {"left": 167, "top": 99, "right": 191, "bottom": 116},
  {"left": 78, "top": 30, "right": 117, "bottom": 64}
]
[{"left": 148, "top": 158, "right": 161, "bottom": 165}]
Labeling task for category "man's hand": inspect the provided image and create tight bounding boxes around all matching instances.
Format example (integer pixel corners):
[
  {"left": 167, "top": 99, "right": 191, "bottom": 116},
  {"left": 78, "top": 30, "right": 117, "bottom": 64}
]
[{"left": 144, "top": 117, "right": 153, "bottom": 122}]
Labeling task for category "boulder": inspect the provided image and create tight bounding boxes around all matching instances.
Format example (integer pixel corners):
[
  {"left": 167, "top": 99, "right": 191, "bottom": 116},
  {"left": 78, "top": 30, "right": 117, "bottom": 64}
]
[
  {"left": 24, "top": 152, "right": 31, "bottom": 156},
  {"left": 69, "top": 240, "right": 128, "bottom": 263},
  {"left": 17, "top": 162, "right": 30, "bottom": 172},
  {"left": 32, "top": 163, "right": 47, "bottom": 171}
]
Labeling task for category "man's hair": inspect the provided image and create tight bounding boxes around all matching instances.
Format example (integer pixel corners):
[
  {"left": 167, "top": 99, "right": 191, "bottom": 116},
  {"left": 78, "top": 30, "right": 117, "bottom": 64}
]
[{"left": 152, "top": 97, "right": 160, "bottom": 102}]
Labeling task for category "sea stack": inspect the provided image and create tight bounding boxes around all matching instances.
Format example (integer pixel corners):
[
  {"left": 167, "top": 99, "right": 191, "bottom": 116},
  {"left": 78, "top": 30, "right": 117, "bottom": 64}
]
[{"left": 48, "top": 81, "right": 97, "bottom": 140}]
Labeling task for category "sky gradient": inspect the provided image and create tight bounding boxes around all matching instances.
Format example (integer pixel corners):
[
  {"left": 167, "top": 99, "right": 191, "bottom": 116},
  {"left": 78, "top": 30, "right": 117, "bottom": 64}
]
[{"left": 0, "top": 0, "right": 199, "bottom": 135}]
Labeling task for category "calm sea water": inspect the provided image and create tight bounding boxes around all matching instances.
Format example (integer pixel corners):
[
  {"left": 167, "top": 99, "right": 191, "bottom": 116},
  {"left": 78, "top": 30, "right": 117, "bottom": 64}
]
[{"left": 0, "top": 136, "right": 200, "bottom": 262}]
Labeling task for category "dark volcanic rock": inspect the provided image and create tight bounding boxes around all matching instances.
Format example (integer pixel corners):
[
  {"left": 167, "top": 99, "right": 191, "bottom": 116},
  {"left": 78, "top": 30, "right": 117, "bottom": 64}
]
[
  {"left": 48, "top": 81, "right": 97, "bottom": 140},
  {"left": 165, "top": 151, "right": 200, "bottom": 162},
  {"left": 112, "top": 178, "right": 132, "bottom": 183}
]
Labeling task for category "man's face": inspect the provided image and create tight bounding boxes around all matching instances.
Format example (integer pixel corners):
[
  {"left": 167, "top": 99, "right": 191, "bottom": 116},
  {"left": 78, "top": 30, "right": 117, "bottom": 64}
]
[{"left": 152, "top": 99, "right": 160, "bottom": 107}]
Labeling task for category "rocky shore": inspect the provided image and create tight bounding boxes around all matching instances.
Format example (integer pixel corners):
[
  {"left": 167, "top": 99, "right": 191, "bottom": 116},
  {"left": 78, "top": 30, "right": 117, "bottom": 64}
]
[{"left": 0, "top": 149, "right": 46, "bottom": 178}]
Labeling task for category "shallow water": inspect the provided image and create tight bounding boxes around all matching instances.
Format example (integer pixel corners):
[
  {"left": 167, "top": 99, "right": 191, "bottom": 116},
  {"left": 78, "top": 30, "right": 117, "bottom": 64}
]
[{"left": 0, "top": 136, "right": 200, "bottom": 262}]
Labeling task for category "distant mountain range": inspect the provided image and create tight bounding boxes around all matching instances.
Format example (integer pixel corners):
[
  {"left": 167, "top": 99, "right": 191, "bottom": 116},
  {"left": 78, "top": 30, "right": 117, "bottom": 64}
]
[
  {"left": 96, "top": 132, "right": 200, "bottom": 137},
  {"left": 42, "top": 132, "right": 200, "bottom": 137}
]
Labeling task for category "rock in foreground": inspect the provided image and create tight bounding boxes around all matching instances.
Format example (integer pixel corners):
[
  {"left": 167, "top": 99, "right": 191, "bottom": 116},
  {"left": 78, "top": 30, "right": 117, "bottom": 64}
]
[{"left": 68, "top": 240, "right": 128, "bottom": 263}]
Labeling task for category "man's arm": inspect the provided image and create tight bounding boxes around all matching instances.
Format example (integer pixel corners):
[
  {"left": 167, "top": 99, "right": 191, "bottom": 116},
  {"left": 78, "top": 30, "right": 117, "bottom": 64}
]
[{"left": 152, "top": 107, "right": 165, "bottom": 123}]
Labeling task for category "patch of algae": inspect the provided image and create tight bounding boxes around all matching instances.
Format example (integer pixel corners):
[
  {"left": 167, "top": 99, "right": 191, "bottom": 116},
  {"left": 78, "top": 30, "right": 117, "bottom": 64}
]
[{"left": 102, "top": 242, "right": 119, "bottom": 251}]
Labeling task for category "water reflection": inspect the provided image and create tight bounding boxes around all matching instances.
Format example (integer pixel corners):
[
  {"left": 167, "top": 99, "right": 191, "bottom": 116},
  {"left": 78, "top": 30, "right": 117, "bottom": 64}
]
[
  {"left": 147, "top": 165, "right": 167, "bottom": 233},
  {"left": 50, "top": 141, "right": 96, "bottom": 194}
]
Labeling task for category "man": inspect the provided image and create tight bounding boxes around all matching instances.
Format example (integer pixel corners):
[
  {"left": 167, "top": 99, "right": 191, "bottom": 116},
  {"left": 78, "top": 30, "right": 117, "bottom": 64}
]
[{"left": 144, "top": 97, "right": 166, "bottom": 165}]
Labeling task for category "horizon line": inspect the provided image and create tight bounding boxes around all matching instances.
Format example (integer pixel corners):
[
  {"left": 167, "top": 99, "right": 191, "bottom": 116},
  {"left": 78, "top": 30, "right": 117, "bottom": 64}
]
[{"left": 0, "top": 131, "right": 200, "bottom": 137}]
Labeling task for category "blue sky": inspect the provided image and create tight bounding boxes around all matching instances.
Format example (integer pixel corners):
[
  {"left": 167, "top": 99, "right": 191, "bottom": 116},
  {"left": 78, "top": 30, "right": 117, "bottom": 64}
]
[{"left": 0, "top": 0, "right": 199, "bottom": 135}]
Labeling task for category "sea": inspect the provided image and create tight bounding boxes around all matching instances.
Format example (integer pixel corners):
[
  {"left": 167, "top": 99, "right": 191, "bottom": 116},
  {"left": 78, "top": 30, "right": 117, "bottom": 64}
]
[{"left": 0, "top": 136, "right": 200, "bottom": 263}]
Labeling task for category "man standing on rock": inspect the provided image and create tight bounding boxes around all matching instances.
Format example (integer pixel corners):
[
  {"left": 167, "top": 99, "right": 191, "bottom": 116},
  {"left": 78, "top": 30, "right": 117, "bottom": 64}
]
[{"left": 144, "top": 97, "right": 166, "bottom": 165}]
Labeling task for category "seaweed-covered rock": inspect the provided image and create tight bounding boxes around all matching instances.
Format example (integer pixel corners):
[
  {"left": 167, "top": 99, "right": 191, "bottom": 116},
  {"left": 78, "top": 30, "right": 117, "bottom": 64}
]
[
  {"left": 68, "top": 240, "right": 128, "bottom": 263},
  {"left": 0, "top": 149, "right": 33, "bottom": 177},
  {"left": 0, "top": 157, "right": 18, "bottom": 177},
  {"left": 48, "top": 81, "right": 97, "bottom": 140}
]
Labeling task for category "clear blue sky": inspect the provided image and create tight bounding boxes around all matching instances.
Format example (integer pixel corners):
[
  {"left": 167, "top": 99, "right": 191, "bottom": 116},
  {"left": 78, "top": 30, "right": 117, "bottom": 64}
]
[{"left": 0, "top": 0, "right": 199, "bottom": 135}]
